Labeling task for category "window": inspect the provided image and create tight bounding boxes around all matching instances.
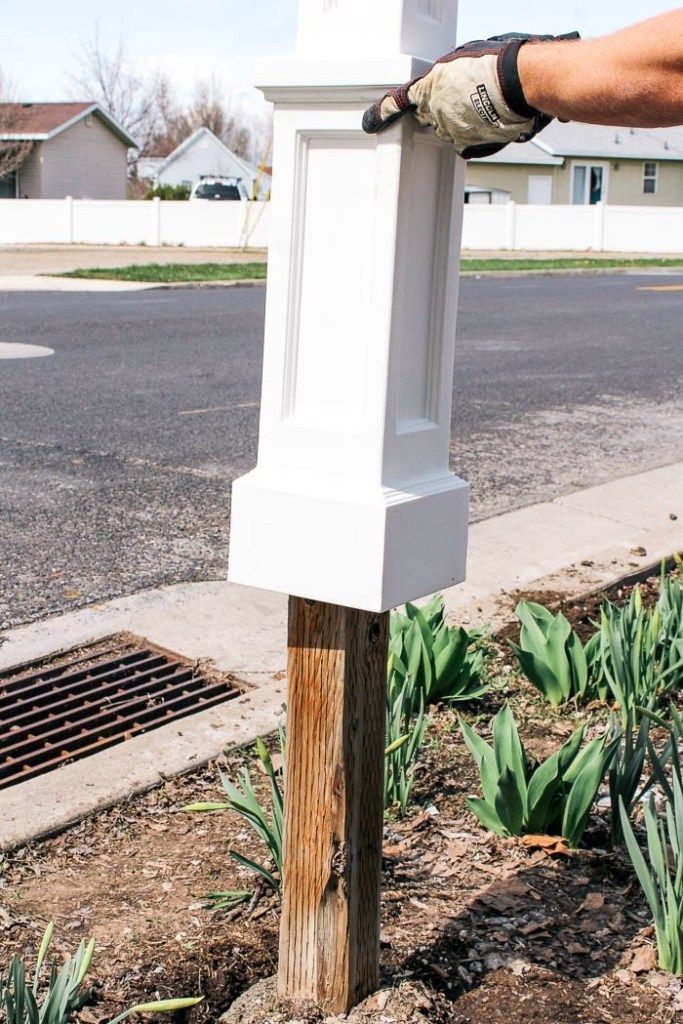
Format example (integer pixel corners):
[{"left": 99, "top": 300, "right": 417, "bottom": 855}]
[
  {"left": 0, "top": 170, "right": 17, "bottom": 199},
  {"left": 572, "top": 165, "right": 587, "bottom": 205},
  {"left": 644, "top": 162, "right": 657, "bottom": 194},
  {"left": 571, "top": 163, "right": 608, "bottom": 205}
]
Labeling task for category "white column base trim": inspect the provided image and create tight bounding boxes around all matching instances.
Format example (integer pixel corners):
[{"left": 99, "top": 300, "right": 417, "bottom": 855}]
[{"left": 229, "top": 472, "right": 469, "bottom": 612}]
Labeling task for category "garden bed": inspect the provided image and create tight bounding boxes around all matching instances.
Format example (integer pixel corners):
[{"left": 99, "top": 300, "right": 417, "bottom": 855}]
[{"left": 1, "top": 574, "right": 681, "bottom": 1024}]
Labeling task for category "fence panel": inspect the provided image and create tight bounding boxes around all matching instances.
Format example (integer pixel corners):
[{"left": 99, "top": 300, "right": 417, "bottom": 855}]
[
  {"left": 73, "top": 200, "right": 154, "bottom": 245},
  {"left": 603, "top": 206, "right": 683, "bottom": 253},
  {"left": 514, "top": 205, "right": 596, "bottom": 251},
  {"left": 158, "top": 201, "right": 271, "bottom": 248},
  {"left": 0, "top": 200, "right": 71, "bottom": 244},
  {"left": 461, "top": 205, "right": 508, "bottom": 249},
  {"left": 1, "top": 199, "right": 682, "bottom": 253}
]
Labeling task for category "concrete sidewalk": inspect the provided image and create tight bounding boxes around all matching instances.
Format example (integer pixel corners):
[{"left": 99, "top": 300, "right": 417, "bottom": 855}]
[
  {"left": 0, "top": 275, "right": 160, "bottom": 292},
  {"left": 1, "top": 460, "right": 681, "bottom": 850},
  {"left": 0, "top": 245, "right": 269, "bottom": 292},
  {"left": 0, "top": 244, "right": 267, "bottom": 277}
]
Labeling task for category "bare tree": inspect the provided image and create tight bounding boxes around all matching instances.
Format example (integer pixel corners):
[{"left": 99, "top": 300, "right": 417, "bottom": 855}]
[
  {"left": 0, "top": 65, "right": 15, "bottom": 101},
  {"left": 0, "top": 66, "right": 34, "bottom": 185},
  {"left": 70, "top": 26, "right": 166, "bottom": 161},
  {"left": 70, "top": 26, "right": 271, "bottom": 172},
  {"left": 147, "top": 76, "right": 262, "bottom": 162}
]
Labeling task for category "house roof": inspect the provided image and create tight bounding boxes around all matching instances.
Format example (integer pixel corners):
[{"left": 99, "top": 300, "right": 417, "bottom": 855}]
[
  {"left": 156, "top": 127, "right": 267, "bottom": 183},
  {"left": 471, "top": 141, "right": 563, "bottom": 166},
  {"left": 471, "top": 122, "right": 683, "bottom": 167},
  {"left": 537, "top": 121, "right": 683, "bottom": 161},
  {"left": 0, "top": 102, "right": 138, "bottom": 148}
]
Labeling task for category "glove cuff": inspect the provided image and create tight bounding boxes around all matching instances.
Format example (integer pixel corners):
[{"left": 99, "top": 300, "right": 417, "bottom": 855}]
[
  {"left": 498, "top": 39, "right": 537, "bottom": 120},
  {"left": 498, "top": 32, "right": 581, "bottom": 121}
]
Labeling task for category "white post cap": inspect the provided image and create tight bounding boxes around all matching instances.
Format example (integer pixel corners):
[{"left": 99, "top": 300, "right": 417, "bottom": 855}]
[{"left": 297, "top": 0, "right": 458, "bottom": 62}]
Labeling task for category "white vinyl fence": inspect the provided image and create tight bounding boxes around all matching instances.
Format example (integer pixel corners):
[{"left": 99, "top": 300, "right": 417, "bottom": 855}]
[
  {"left": 0, "top": 197, "right": 271, "bottom": 249},
  {"left": 462, "top": 201, "right": 683, "bottom": 253},
  {"left": 1, "top": 198, "right": 682, "bottom": 253}
]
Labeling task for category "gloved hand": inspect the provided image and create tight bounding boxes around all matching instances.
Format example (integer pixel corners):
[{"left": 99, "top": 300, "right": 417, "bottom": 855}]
[{"left": 362, "top": 32, "right": 580, "bottom": 159}]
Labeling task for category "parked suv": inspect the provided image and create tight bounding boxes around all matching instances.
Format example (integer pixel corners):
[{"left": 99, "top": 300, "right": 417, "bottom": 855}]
[{"left": 189, "top": 176, "right": 248, "bottom": 201}]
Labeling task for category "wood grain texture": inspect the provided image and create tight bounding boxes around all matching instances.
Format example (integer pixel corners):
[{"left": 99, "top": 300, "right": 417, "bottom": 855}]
[{"left": 278, "top": 597, "right": 389, "bottom": 1013}]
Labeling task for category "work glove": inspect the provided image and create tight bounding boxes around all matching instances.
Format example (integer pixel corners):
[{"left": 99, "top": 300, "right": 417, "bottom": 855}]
[{"left": 362, "top": 32, "right": 580, "bottom": 159}]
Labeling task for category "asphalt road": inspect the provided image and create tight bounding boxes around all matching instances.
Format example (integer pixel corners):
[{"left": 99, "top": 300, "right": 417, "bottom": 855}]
[{"left": 1, "top": 273, "right": 682, "bottom": 628}]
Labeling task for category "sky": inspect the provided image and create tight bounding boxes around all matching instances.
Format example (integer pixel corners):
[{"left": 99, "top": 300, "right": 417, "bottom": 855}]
[{"left": 2, "top": 1, "right": 681, "bottom": 110}]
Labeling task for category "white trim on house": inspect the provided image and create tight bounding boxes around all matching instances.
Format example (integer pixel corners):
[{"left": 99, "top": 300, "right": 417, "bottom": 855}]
[{"left": 0, "top": 104, "right": 138, "bottom": 149}]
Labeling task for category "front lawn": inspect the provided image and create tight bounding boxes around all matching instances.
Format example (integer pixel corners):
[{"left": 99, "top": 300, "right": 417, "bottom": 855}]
[
  {"left": 57, "top": 262, "right": 268, "bottom": 283},
  {"left": 54, "top": 256, "right": 683, "bottom": 283},
  {"left": 461, "top": 256, "right": 683, "bottom": 273}
]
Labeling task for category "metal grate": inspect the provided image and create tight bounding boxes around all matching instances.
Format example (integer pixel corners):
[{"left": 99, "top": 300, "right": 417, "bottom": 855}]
[{"left": 0, "top": 634, "right": 241, "bottom": 791}]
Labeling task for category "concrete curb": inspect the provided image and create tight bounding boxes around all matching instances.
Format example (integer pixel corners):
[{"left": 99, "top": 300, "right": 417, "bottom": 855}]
[{"left": 1, "top": 459, "right": 681, "bottom": 851}]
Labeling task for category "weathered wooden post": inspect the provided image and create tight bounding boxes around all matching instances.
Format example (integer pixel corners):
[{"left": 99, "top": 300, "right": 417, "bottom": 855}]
[{"left": 229, "top": 0, "right": 467, "bottom": 1012}]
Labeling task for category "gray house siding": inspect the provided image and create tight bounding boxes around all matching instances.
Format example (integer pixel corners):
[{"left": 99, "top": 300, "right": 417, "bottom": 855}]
[
  {"left": 38, "top": 115, "right": 129, "bottom": 199},
  {"left": 17, "top": 147, "right": 41, "bottom": 197}
]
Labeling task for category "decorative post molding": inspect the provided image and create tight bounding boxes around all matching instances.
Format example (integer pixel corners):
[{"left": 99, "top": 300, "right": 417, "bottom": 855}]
[{"left": 228, "top": 0, "right": 468, "bottom": 613}]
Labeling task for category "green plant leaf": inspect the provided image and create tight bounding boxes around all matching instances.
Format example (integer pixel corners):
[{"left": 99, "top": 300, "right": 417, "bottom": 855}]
[
  {"left": 108, "top": 997, "right": 204, "bottom": 1024},
  {"left": 465, "top": 797, "right": 507, "bottom": 837},
  {"left": 562, "top": 737, "right": 615, "bottom": 848},
  {"left": 494, "top": 767, "right": 526, "bottom": 837}
]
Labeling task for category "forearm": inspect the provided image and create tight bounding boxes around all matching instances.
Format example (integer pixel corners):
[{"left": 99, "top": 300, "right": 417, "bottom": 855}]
[{"left": 519, "top": 10, "right": 683, "bottom": 127}]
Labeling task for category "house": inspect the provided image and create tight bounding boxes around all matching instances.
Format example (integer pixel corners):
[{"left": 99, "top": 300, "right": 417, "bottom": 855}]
[
  {"left": 0, "top": 102, "right": 138, "bottom": 200},
  {"left": 138, "top": 127, "right": 271, "bottom": 200},
  {"left": 466, "top": 122, "right": 683, "bottom": 206}
]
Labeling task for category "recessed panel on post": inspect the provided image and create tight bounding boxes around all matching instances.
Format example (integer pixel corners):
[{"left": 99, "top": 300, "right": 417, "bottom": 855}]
[
  {"left": 395, "top": 133, "right": 450, "bottom": 431},
  {"left": 284, "top": 133, "right": 375, "bottom": 434}
]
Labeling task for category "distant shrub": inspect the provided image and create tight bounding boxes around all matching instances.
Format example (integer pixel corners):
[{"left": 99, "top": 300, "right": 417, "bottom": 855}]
[{"left": 144, "top": 183, "right": 190, "bottom": 201}]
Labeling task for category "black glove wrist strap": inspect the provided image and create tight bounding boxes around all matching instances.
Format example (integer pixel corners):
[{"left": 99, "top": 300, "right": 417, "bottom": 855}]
[
  {"left": 499, "top": 39, "right": 538, "bottom": 120},
  {"left": 499, "top": 32, "right": 581, "bottom": 121}
]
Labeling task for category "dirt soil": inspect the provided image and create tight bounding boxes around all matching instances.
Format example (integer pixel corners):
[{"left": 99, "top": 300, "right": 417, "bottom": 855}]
[{"left": 1, "top": 576, "right": 682, "bottom": 1024}]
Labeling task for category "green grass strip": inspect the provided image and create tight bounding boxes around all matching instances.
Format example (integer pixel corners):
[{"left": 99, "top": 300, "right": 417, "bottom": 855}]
[
  {"left": 58, "top": 262, "right": 268, "bottom": 283},
  {"left": 56, "top": 256, "right": 683, "bottom": 283},
  {"left": 460, "top": 256, "right": 683, "bottom": 272}
]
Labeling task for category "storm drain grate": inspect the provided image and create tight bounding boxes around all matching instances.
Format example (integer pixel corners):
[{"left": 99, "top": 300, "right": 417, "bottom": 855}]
[{"left": 0, "top": 633, "right": 241, "bottom": 791}]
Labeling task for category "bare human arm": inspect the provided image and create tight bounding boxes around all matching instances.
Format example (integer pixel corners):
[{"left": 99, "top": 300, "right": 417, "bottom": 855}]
[
  {"left": 362, "top": 10, "right": 683, "bottom": 158},
  {"left": 520, "top": 10, "right": 683, "bottom": 128}
]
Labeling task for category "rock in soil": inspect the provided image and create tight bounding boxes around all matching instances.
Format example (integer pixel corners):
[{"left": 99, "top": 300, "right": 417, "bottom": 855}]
[{"left": 220, "top": 976, "right": 450, "bottom": 1024}]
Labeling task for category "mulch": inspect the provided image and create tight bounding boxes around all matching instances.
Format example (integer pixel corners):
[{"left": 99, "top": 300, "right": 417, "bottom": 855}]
[{"left": 1, "top": 576, "right": 681, "bottom": 1024}]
